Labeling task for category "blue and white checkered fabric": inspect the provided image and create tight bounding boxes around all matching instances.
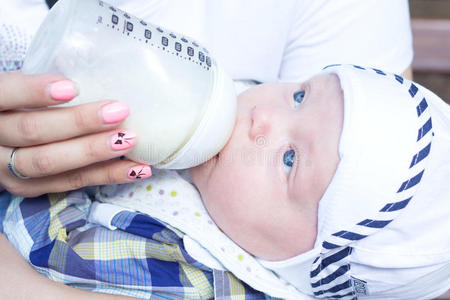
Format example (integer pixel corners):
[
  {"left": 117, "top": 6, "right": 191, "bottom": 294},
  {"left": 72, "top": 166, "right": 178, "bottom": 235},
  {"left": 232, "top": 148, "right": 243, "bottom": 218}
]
[{"left": 1, "top": 190, "right": 272, "bottom": 300}]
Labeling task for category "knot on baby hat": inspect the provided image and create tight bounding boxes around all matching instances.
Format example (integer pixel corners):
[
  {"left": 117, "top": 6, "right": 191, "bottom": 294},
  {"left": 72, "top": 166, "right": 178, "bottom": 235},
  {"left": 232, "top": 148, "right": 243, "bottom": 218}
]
[{"left": 311, "top": 65, "right": 434, "bottom": 298}]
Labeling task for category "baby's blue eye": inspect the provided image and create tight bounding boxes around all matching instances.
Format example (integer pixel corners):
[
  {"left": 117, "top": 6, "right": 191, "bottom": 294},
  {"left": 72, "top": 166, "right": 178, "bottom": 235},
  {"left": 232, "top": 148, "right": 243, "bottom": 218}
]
[
  {"left": 283, "top": 149, "right": 295, "bottom": 174},
  {"left": 293, "top": 90, "right": 305, "bottom": 107}
]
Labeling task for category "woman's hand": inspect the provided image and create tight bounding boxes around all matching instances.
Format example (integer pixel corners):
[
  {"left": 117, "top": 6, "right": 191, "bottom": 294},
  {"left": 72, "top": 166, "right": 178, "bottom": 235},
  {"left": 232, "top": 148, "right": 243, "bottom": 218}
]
[{"left": 0, "top": 71, "right": 151, "bottom": 197}]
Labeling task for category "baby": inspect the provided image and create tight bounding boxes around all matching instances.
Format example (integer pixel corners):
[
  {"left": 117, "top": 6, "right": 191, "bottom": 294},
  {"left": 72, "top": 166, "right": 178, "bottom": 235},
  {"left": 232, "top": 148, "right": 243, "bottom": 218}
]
[
  {"left": 94, "top": 64, "right": 450, "bottom": 299},
  {"left": 3, "top": 64, "right": 450, "bottom": 299}
]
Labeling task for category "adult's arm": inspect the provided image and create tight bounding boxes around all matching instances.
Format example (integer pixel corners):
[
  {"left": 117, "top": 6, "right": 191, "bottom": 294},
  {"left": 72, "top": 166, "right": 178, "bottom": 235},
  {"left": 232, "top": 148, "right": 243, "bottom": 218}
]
[{"left": 0, "top": 233, "right": 135, "bottom": 300}]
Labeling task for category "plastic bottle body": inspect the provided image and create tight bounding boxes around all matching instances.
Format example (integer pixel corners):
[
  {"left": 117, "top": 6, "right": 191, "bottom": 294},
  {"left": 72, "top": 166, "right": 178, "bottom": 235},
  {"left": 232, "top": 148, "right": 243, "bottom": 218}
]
[{"left": 23, "top": 0, "right": 236, "bottom": 168}]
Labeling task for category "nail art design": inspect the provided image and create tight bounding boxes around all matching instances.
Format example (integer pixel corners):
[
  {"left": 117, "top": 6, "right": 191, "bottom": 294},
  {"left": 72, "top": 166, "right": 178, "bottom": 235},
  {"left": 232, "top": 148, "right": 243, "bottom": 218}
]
[
  {"left": 115, "top": 132, "right": 129, "bottom": 145},
  {"left": 128, "top": 165, "right": 151, "bottom": 180},
  {"left": 111, "top": 130, "right": 136, "bottom": 151}
]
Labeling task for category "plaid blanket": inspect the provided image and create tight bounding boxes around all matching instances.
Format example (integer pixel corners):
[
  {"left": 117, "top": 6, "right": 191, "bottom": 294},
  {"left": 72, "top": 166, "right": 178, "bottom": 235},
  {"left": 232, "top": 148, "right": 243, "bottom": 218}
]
[{"left": 0, "top": 190, "right": 271, "bottom": 300}]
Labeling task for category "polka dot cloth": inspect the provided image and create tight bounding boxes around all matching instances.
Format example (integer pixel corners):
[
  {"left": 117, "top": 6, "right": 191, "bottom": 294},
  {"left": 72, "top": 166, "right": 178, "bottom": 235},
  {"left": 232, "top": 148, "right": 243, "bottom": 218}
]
[
  {"left": 97, "top": 169, "right": 310, "bottom": 299},
  {"left": 0, "top": 24, "right": 31, "bottom": 71}
]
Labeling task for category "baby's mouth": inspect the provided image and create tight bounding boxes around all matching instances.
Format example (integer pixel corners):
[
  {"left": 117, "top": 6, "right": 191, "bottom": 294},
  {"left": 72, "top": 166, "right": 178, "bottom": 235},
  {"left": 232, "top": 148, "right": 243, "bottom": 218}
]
[{"left": 211, "top": 152, "right": 220, "bottom": 165}]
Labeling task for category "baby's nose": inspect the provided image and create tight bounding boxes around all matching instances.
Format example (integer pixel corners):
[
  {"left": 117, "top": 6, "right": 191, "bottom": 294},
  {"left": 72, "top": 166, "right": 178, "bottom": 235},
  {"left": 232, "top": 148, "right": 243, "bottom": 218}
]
[{"left": 249, "top": 105, "right": 276, "bottom": 140}]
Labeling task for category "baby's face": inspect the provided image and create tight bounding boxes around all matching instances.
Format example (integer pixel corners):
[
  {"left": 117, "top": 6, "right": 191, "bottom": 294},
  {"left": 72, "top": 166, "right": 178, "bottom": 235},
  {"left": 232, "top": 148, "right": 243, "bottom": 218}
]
[{"left": 190, "top": 74, "right": 344, "bottom": 261}]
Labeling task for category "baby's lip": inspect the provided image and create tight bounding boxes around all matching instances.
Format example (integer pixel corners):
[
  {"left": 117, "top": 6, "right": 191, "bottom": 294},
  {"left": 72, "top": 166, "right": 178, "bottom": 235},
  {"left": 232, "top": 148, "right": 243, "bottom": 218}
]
[{"left": 212, "top": 152, "right": 220, "bottom": 164}]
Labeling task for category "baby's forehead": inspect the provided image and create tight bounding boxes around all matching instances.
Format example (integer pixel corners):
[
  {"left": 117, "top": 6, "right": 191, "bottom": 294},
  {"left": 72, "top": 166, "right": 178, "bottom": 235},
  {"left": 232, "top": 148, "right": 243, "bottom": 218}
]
[{"left": 306, "top": 73, "right": 342, "bottom": 91}]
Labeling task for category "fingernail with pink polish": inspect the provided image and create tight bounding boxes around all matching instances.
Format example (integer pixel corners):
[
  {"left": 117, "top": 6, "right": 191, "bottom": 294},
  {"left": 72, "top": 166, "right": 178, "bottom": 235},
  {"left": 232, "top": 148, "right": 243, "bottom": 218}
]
[
  {"left": 128, "top": 165, "right": 152, "bottom": 180},
  {"left": 49, "top": 80, "right": 78, "bottom": 101},
  {"left": 101, "top": 102, "right": 130, "bottom": 124},
  {"left": 110, "top": 130, "right": 136, "bottom": 151}
]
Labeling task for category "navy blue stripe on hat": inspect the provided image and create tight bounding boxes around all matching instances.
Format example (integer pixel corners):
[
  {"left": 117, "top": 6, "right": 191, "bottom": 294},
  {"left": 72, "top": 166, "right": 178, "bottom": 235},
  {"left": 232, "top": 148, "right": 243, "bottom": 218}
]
[
  {"left": 332, "top": 231, "right": 366, "bottom": 241},
  {"left": 324, "top": 64, "right": 343, "bottom": 69},
  {"left": 323, "top": 241, "right": 340, "bottom": 250},
  {"left": 311, "top": 247, "right": 352, "bottom": 277},
  {"left": 409, "top": 83, "right": 419, "bottom": 97},
  {"left": 357, "top": 219, "right": 393, "bottom": 228},
  {"left": 417, "top": 118, "right": 433, "bottom": 141},
  {"left": 410, "top": 143, "right": 431, "bottom": 168},
  {"left": 417, "top": 98, "right": 428, "bottom": 117},
  {"left": 397, "top": 170, "right": 425, "bottom": 193},
  {"left": 46, "top": 0, "right": 58, "bottom": 9},
  {"left": 311, "top": 65, "right": 434, "bottom": 300},
  {"left": 311, "top": 265, "right": 350, "bottom": 288},
  {"left": 372, "top": 68, "right": 386, "bottom": 76},
  {"left": 380, "top": 197, "right": 412, "bottom": 212},
  {"left": 314, "top": 280, "right": 352, "bottom": 296},
  {"left": 395, "top": 75, "right": 404, "bottom": 84}
]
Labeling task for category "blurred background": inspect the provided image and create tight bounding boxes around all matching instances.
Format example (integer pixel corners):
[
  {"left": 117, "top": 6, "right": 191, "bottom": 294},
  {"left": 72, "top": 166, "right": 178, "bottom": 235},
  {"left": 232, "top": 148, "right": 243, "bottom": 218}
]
[
  {"left": 409, "top": 0, "right": 450, "bottom": 104},
  {"left": 409, "top": 3, "right": 450, "bottom": 300}
]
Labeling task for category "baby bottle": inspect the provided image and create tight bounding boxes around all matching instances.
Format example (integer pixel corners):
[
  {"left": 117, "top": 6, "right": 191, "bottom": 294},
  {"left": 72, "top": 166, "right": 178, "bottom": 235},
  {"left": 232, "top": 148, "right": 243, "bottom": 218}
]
[{"left": 22, "top": 0, "right": 236, "bottom": 169}]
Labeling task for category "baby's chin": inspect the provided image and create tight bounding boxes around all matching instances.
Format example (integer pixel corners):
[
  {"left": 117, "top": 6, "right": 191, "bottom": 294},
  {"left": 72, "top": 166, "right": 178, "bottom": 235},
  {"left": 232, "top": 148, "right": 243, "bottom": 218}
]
[{"left": 189, "top": 152, "right": 220, "bottom": 189}]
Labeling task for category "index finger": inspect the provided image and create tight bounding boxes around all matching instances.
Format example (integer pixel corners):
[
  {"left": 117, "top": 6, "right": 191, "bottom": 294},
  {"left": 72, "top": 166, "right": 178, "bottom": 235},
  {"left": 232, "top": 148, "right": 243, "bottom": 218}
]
[{"left": 0, "top": 71, "right": 78, "bottom": 111}]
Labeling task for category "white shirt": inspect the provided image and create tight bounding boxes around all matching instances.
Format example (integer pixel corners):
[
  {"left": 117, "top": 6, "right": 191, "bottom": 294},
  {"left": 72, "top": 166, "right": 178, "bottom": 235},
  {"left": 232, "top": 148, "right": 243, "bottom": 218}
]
[{"left": 1, "top": 0, "right": 413, "bottom": 82}]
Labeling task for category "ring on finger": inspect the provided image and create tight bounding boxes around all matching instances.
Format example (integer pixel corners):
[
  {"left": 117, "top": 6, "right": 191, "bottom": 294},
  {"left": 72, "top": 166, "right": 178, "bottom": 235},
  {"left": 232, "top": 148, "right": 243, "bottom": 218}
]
[{"left": 7, "top": 148, "right": 30, "bottom": 179}]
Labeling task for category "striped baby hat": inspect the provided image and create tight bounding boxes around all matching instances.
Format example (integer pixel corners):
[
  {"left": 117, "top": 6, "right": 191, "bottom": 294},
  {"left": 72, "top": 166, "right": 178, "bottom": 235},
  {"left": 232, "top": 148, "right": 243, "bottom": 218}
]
[{"left": 310, "top": 64, "right": 434, "bottom": 299}]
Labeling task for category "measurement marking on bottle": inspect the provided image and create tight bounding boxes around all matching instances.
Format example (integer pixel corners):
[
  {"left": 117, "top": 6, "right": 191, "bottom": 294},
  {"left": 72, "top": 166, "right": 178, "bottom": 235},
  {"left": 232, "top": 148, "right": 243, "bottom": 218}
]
[
  {"left": 187, "top": 47, "right": 194, "bottom": 56},
  {"left": 112, "top": 14, "right": 119, "bottom": 24},
  {"left": 175, "top": 42, "right": 182, "bottom": 52},
  {"left": 162, "top": 36, "right": 169, "bottom": 47},
  {"left": 99, "top": 8, "right": 212, "bottom": 71},
  {"left": 145, "top": 29, "right": 152, "bottom": 39},
  {"left": 126, "top": 22, "right": 133, "bottom": 32}
]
